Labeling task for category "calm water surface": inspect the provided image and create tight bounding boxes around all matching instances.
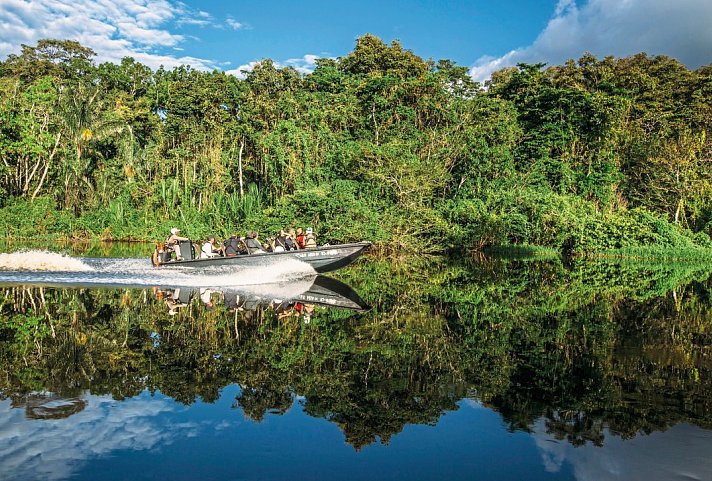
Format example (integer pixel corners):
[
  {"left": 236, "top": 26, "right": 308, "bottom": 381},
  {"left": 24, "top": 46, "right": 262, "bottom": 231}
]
[{"left": 1, "top": 242, "right": 711, "bottom": 481}]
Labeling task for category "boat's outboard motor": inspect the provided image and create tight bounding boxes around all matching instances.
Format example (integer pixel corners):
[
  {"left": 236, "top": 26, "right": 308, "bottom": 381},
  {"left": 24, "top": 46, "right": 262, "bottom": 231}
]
[{"left": 178, "top": 240, "right": 195, "bottom": 261}]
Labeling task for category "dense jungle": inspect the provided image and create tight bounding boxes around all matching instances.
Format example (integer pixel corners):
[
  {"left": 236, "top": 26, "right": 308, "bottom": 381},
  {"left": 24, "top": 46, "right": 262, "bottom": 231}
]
[{"left": 0, "top": 35, "right": 711, "bottom": 256}]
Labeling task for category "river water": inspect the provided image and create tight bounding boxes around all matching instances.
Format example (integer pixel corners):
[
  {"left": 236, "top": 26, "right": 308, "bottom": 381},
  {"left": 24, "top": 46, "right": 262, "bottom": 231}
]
[{"left": 0, "top": 242, "right": 711, "bottom": 481}]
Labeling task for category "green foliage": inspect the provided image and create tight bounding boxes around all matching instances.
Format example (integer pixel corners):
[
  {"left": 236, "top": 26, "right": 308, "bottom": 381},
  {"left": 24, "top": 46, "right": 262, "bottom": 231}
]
[
  {"left": 339, "top": 34, "right": 431, "bottom": 79},
  {"left": 0, "top": 38, "right": 711, "bottom": 257},
  {"left": 0, "top": 196, "right": 73, "bottom": 237},
  {"left": 243, "top": 180, "right": 390, "bottom": 244},
  {"left": 1, "top": 312, "right": 50, "bottom": 357}
]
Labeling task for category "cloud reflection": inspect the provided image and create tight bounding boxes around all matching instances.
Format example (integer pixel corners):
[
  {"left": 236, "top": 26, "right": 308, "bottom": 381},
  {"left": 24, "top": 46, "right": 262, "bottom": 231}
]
[
  {"left": 533, "top": 419, "right": 712, "bottom": 481},
  {"left": 0, "top": 392, "right": 194, "bottom": 481}
]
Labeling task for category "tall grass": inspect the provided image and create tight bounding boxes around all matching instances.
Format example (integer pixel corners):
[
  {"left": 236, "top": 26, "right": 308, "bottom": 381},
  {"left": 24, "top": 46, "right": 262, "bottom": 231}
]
[
  {"left": 241, "top": 183, "right": 262, "bottom": 219},
  {"left": 585, "top": 246, "right": 712, "bottom": 261}
]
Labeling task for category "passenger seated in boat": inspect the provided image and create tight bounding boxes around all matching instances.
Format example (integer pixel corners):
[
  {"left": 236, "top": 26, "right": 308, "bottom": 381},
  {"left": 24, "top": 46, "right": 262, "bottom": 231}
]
[
  {"left": 237, "top": 237, "right": 249, "bottom": 255},
  {"left": 295, "top": 228, "right": 305, "bottom": 249},
  {"left": 201, "top": 235, "right": 222, "bottom": 258},
  {"left": 166, "top": 227, "right": 189, "bottom": 260},
  {"left": 286, "top": 229, "right": 298, "bottom": 250},
  {"left": 223, "top": 234, "right": 239, "bottom": 257},
  {"left": 244, "top": 231, "right": 265, "bottom": 254},
  {"left": 152, "top": 242, "right": 166, "bottom": 266},
  {"left": 304, "top": 227, "right": 317, "bottom": 249},
  {"left": 272, "top": 230, "right": 288, "bottom": 252}
]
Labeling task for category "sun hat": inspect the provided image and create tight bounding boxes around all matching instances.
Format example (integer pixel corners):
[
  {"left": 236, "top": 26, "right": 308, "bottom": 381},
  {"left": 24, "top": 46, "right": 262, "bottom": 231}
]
[
  {"left": 306, "top": 227, "right": 313, "bottom": 234},
  {"left": 170, "top": 227, "right": 180, "bottom": 235}
]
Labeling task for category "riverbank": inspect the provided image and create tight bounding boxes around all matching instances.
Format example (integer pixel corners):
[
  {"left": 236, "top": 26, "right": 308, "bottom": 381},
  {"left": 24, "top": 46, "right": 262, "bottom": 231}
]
[
  {"left": 2, "top": 193, "right": 711, "bottom": 261},
  {"left": 2, "top": 233, "right": 712, "bottom": 263}
]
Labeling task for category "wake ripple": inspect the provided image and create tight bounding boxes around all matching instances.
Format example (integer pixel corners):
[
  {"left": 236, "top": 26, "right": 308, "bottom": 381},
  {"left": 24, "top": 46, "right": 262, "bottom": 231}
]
[
  {"left": 0, "top": 250, "right": 316, "bottom": 289},
  {"left": 0, "top": 250, "right": 92, "bottom": 272}
]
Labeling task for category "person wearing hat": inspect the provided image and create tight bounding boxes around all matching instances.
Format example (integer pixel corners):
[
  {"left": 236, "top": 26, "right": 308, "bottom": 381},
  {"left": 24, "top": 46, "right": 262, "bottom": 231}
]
[
  {"left": 304, "top": 227, "right": 317, "bottom": 249},
  {"left": 166, "top": 227, "right": 189, "bottom": 260}
]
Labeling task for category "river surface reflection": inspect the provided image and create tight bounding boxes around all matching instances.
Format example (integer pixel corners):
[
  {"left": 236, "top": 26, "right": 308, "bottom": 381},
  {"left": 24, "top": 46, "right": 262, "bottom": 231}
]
[
  {"left": 0, "top": 388, "right": 568, "bottom": 481},
  {"left": 1, "top": 242, "right": 711, "bottom": 480}
]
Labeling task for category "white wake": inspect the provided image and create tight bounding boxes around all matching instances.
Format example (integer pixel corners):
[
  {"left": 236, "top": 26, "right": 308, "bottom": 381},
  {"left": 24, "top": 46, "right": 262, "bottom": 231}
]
[
  {"left": 0, "top": 250, "right": 316, "bottom": 289},
  {"left": 0, "top": 250, "right": 93, "bottom": 272}
]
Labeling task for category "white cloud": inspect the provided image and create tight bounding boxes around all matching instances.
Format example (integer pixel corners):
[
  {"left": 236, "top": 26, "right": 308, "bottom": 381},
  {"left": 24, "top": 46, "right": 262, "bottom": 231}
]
[
  {"left": 0, "top": 0, "right": 220, "bottom": 70},
  {"left": 226, "top": 54, "right": 322, "bottom": 79},
  {"left": 176, "top": 9, "right": 212, "bottom": 27},
  {"left": 283, "top": 54, "right": 320, "bottom": 74},
  {"left": 226, "top": 16, "right": 244, "bottom": 30},
  {"left": 470, "top": 0, "right": 712, "bottom": 82},
  {"left": 225, "top": 60, "right": 259, "bottom": 79}
]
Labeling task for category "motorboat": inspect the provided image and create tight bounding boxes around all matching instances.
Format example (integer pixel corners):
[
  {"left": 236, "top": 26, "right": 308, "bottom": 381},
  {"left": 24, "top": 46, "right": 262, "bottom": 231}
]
[{"left": 152, "top": 241, "right": 372, "bottom": 274}]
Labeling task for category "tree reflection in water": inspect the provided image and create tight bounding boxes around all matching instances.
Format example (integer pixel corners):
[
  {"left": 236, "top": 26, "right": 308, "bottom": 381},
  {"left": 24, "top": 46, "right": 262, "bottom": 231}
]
[{"left": 0, "top": 256, "right": 711, "bottom": 450}]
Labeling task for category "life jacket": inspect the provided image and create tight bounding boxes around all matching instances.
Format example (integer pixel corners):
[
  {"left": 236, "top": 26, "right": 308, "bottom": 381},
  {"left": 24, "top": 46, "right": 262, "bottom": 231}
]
[
  {"left": 224, "top": 238, "right": 239, "bottom": 256},
  {"left": 245, "top": 237, "right": 263, "bottom": 254},
  {"left": 296, "top": 234, "right": 305, "bottom": 249}
]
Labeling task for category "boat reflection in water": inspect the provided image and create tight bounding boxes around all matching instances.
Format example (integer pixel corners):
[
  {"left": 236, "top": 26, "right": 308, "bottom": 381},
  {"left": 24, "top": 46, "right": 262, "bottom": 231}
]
[{"left": 154, "top": 275, "right": 370, "bottom": 320}]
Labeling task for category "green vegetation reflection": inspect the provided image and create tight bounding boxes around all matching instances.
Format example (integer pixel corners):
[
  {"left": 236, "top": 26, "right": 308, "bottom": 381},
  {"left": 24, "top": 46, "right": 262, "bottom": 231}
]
[{"left": 2, "top": 256, "right": 711, "bottom": 449}]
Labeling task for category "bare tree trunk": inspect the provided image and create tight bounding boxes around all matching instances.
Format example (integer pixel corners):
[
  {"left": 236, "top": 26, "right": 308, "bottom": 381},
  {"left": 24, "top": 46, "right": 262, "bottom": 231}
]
[
  {"left": 238, "top": 139, "right": 245, "bottom": 197},
  {"left": 674, "top": 198, "right": 682, "bottom": 224},
  {"left": 32, "top": 132, "right": 61, "bottom": 200},
  {"left": 24, "top": 155, "right": 41, "bottom": 194}
]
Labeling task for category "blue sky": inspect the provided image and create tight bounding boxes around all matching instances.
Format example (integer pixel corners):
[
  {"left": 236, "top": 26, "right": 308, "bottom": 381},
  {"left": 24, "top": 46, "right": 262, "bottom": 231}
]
[
  {"left": 177, "top": 0, "right": 559, "bottom": 70},
  {"left": 0, "top": 0, "right": 711, "bottom": 81}
]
